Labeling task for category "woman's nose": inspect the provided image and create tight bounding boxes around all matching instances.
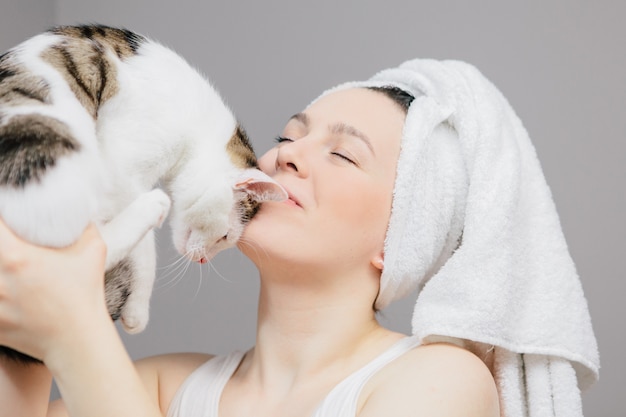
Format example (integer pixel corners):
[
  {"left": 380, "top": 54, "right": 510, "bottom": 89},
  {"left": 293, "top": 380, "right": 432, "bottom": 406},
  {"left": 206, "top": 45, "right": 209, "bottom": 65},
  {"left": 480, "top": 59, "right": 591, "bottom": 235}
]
[
  {"left": 274, "top": 140, "right": 308, "bottom": 177},
  {"left": 257, "top": 149, "right": 277, "bottom": 174}
]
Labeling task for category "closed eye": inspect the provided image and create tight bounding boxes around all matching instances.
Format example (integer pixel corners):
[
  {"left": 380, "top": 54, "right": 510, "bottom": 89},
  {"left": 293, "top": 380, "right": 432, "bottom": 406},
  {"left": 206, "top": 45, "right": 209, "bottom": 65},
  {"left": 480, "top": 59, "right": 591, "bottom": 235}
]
[
  {"left": 275, "top": 136, "right": 358, "bottom": 166},
  {"left": 331, "top": 151, "right": 357, "bottom": 165},
  {"left": 274, "top": 136, "right": 293, "bottom": 143}
]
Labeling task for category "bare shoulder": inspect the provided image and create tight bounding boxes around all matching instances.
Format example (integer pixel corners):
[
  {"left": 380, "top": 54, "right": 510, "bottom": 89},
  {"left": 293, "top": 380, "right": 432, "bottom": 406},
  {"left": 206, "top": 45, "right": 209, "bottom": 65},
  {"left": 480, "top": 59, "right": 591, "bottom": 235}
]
[
  {"left": 359, "top": 343, "right": 500, "bottom": 417},
  {"left": 48, "top": 352, "right": 213, "bottom": 417},
  {"left": 135, "top": 352, "right": 214, "bottom": 414}
]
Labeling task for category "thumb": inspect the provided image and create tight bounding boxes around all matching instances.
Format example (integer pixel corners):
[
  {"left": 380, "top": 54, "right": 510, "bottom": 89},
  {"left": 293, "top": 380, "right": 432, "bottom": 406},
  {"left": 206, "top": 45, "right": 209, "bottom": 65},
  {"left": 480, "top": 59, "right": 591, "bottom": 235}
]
[
  {"left": 68, "top": 224, "right": 107, "bottom": 267},
  {"left": 0, "top": 217, "right": 27, "bottom": 253}
]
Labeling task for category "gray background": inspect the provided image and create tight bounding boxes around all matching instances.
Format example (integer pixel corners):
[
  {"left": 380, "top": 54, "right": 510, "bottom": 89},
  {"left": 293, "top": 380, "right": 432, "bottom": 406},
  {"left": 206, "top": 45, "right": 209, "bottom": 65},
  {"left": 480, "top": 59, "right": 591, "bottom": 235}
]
[{"left": 1, "top": 1, "right": 624, "bottom": 415}]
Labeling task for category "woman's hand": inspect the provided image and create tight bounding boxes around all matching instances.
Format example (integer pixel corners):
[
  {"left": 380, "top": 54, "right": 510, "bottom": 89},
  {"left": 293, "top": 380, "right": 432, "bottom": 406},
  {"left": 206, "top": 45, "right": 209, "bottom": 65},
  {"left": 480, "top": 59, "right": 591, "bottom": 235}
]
[
  {"left": 0, "top": 219, "right": 164, "bottom": 417},
  {"left": 0, "top": 218, "right": 109, "bottom": 364}
]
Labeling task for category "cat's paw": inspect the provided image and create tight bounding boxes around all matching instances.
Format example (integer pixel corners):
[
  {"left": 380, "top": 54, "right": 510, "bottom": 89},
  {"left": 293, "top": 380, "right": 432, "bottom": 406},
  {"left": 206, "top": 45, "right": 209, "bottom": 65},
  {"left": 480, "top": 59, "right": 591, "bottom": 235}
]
[
  {"left": 137, "top": 189, "right": 171, "bottom": 228},
  {"left": 120, "top": 305, "right": 149, "bottom": 334}
]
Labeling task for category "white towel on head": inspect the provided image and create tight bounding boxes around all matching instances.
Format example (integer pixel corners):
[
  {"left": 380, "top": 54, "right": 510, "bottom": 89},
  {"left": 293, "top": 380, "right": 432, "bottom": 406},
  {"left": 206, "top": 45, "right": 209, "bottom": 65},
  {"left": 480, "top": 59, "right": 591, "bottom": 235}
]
[{"left": 316, "top": 59, "right": 599, "bottom": 417}]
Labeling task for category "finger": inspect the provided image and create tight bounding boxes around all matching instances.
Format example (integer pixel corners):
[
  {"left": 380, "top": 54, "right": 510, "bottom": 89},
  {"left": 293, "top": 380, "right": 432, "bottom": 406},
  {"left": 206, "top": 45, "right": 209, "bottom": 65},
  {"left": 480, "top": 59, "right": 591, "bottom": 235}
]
[
  {"left": 0, "top": 217, "right": 18, "bottom": 239},
  {"left": 0, "top": 217, "right": 25, "bottom": 252},
  {"left": 70, "top": 223, "right": 107, "bottom": 261},
  {"left": 81, "top": 223, "right": 102, "bottom": 241}
]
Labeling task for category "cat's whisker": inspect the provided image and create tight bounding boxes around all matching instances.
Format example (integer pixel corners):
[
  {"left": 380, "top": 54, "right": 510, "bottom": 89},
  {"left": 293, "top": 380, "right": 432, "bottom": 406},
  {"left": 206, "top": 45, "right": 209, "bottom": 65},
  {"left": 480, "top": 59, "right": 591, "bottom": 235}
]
[
  {"left": 238, "top": 236, "right": 270, "bottom": 267},
  {"left": 157, "top": 259, "right": 185, "bottom": 278},
  {"left": 157, "top": 251, "right": 189, "bottom": 275},
  {"left": 155, "top": 264, "right": 186, "bottom": 291},
  {"left": 191, "top": 260, "right": 204, "bottom": 301},
  {"left": 206, "top": 257, "right": 235, "bottom": 284},
  {"left": 158, "top": 252, "right": 191, "bottom": 272},
  {"left": 238, "top": 236, "right": 267, "bottom": 257},
  {"left": 155, "top": 250, "right": 195, "bottom": 291},
  {"left": 173, "top": 245, "right": 204, "bottom": 299}
]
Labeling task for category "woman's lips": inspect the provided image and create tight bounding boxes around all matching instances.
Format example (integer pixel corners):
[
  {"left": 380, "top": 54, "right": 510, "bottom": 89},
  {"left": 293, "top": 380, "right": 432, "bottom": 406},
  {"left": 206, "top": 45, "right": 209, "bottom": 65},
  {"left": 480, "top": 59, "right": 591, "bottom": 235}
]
[
  {"left": 285, "top": 197, "right": 300, "bottom": 207},
  {"left": 281, "top": 186, "right": 302, "bottom": 208}
]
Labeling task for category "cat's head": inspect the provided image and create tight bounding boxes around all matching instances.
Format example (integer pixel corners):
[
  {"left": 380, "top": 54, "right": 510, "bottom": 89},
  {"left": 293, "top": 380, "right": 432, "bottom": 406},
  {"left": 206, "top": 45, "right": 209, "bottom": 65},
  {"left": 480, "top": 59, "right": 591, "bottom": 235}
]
[{"left": 169, "top": 125, "right": 286, "bottom": 263}]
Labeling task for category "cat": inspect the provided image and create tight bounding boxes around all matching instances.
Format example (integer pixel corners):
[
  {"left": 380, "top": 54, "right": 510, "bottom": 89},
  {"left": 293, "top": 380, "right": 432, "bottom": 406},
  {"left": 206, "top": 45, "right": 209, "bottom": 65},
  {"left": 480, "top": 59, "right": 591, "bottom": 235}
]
[{"left": 0, "top": 24, "right": 286, "bottom": 363}]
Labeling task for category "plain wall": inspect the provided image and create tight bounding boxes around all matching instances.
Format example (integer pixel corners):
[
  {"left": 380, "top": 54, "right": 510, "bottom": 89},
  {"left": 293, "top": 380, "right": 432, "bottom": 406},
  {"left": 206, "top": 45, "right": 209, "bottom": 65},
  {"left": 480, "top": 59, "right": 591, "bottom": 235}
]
[
  {"left": 0, "top": 0, "right": 54, "bottom": 51},
  {"left": 2, "top": 1, "right": 624, "bottom": 415}
]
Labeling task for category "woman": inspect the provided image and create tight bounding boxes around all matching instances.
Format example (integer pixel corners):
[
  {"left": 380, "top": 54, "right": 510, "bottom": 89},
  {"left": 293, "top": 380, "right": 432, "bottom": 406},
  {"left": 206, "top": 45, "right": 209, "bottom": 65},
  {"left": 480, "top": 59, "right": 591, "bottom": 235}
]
[{"left": 0, "top": 59, "right": 597, "bottom": 417}]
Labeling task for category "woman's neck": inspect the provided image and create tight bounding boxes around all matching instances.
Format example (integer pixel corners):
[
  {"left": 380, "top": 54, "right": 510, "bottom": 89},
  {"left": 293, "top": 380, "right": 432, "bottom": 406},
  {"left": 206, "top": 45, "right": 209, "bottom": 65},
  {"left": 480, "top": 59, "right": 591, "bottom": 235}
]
[{"left": 239, "top": 268, "right": 404, "bottom": 393}]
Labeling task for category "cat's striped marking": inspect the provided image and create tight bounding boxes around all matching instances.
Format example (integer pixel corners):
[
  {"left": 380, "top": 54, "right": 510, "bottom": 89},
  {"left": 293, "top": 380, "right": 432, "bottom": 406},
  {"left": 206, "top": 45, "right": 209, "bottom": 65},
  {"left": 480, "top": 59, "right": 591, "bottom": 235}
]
[
  {"left": 227, "top": 125, "right": 258, "bottom": 169},
  {"left": 41, "top": 25, "right": 145, "bottom": 119},
  {"left": 104, "top": 258, "right": 134, "bottom": 321},
  {"left": 0, "top": 52, "right": 51, "bottom": 106},
  {"left": 0, "top": 25, "right": 145, "bottom": 189},
  {"left": 226, "top": 125, "right": 262, "bottom": 222},
  {"left": 0, "top": 114, "right": 79, "bottom": 187},
  {"left": 51, "top": 25, "right": 143, "bottom": 59}
]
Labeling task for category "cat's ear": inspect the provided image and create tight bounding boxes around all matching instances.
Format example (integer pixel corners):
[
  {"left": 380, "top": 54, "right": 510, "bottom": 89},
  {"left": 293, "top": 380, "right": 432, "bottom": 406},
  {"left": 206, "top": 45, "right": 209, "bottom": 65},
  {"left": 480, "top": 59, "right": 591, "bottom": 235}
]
[{"left": 234, "top": 169, "right": 288, "bottom": 202}]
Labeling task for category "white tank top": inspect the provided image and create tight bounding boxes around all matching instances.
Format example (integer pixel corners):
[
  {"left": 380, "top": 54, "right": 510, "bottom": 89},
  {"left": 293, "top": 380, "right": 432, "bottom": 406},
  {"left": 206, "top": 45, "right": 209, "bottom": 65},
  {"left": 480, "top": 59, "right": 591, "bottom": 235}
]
[{"left": 167, "top": 336, "right": 421, "bottom": 417}]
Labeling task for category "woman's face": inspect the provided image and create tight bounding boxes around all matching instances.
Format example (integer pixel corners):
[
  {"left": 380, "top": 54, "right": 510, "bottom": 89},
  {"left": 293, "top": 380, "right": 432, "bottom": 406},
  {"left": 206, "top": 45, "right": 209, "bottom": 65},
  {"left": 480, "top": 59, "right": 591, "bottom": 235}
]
[{"left": 240, "top": 88, "right": 405, "bottom": 274}]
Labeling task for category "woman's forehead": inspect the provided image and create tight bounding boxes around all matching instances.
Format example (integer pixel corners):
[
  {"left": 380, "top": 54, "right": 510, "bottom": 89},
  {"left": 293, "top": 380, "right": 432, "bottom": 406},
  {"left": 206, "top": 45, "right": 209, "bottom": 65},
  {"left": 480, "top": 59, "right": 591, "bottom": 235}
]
[{"left": 300, "top": 88, "right": 405, "bottom": 149}]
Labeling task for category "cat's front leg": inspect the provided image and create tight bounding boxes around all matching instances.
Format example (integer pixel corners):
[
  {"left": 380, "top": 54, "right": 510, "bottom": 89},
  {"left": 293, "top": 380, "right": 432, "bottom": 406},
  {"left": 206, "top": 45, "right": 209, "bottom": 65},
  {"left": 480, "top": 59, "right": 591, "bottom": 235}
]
[
  {"left": 100, "top": 189, "right": 171, "bottom": 270},
  {"left": 119, "top": 230, "right": 157, "bottom": 333}
]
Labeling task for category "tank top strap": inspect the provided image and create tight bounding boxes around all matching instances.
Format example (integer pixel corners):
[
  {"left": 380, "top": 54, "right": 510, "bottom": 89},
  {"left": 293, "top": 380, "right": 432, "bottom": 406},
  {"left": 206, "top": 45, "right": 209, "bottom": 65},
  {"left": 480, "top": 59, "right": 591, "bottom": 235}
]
[
  {"left": 310, "top": 335, "right": 422, "bottom": 417},
  {"left": 166, "top": 350, "right": 245, "bottom": 417}
]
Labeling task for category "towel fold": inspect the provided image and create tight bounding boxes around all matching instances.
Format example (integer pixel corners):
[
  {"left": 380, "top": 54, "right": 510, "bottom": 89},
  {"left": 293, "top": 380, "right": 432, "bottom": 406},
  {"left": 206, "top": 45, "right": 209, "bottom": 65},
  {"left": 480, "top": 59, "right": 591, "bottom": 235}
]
[{"left": 316, "top": 59, "right": 599, "bottom": 416}]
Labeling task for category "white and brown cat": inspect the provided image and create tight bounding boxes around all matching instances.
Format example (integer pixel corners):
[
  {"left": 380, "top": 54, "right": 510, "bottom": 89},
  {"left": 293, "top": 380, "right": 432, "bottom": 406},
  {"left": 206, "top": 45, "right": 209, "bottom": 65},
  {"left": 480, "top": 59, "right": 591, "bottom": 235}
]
[{"left": 0, "top": 24, "right": 286, "bottom": 363}]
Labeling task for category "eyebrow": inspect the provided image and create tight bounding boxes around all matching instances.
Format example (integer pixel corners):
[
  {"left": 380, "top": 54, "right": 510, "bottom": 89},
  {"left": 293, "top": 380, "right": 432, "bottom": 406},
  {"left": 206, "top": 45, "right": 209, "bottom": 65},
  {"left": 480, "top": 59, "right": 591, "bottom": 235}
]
[{"left": 288, "top": 112, "right": 375, "bottom": 155}]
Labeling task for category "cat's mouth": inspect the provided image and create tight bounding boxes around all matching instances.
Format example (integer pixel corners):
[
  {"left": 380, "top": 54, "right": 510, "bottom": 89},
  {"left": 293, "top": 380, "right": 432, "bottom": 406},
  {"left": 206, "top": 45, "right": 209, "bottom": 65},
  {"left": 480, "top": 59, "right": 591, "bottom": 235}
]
[{"left": 180, "top": 227, "right": 232, "bottom": 264}]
